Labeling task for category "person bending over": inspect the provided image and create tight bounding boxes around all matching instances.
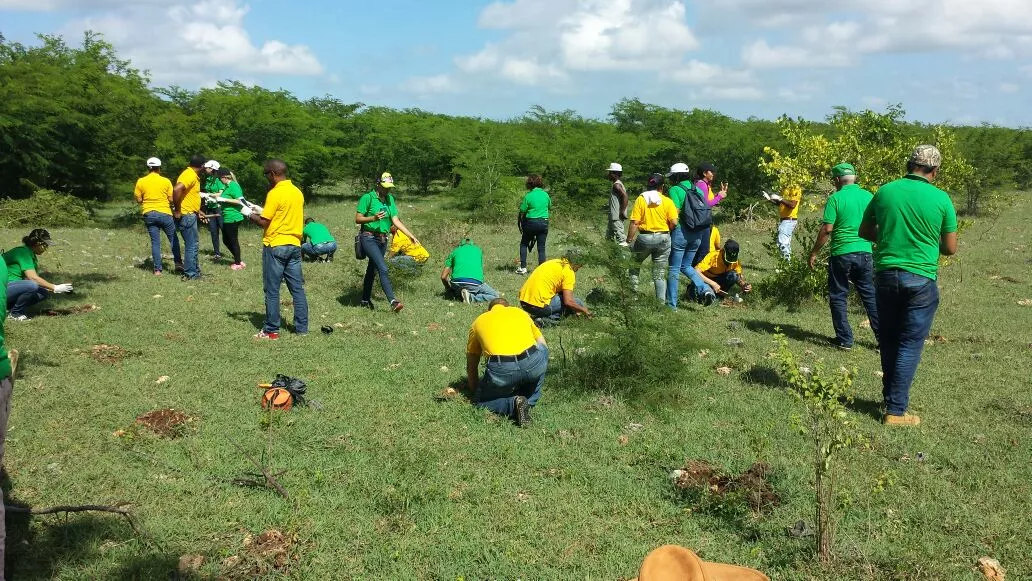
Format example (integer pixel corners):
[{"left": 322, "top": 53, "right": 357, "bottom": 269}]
[
  {"left": 693, "top": 240, "right": 752, "bottom": 304},
  {"left": 3, "top": 229, "right": 73, "bottom": 321},
  {"left": 441, "top": 238, "right": 500, "bottom": 303},
  {"left": 301, "top": 218, "right": 338, "bottom": 262},
  {"left": 518, "top": 249, "right": 591, "bottom": 326}
]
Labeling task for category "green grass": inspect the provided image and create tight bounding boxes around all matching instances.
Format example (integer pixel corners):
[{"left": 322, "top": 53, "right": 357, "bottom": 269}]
[{"left": 3, "top": 188, "right": 1031, "bottom": 580}]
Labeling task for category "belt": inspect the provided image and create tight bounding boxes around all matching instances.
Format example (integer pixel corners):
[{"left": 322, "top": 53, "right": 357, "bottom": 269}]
[
  {"left": 360, "top": 231, "right": 387, "bottom": 239},
  {"left": 488, "top": 345, "right": 539, "bottom": 363},
  {"left": 638, "top": 229, "right": 668, "bottom": 234},
  {"left": 780, "top": 218, "right": 797, "bottom": 221}
]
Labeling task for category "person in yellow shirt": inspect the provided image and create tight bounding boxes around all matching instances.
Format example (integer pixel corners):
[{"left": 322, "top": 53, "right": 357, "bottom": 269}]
[
  {"left": 770, "top": 183, "right": 802, "bottom": 259},
  {"left": 518, "top": 250, "right": 591, "bottom": 326},
  {"left": 387, "top": 224, "right": 430, "bottom": 270},
  {"left": 172, "top": 154, "right": 206, "bottom": 280},
  {"left": 466, "top": 298, "right": 549, "bottom": 426},
  {"left": 243, "top": 159, "right": 308, "bottom": 340},
  {"left": 693, "top": 240, "right": 752, "bottom": 303},
  {"left": 134, "top": 157, "right": 182, "bottom": 275},
  {"left": 625, "top": 174, "right": 678, "bottom": 302},
  {"left": 709, "top": 225, "right": 722, "bottom": 254}
]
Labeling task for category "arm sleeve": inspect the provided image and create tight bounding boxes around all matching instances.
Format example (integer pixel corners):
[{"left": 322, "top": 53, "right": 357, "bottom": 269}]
[
  {"left": 260, "top": 191, "right": 278, "bottom": 220},
  {"left": 133, "top": 180, "right": 144, "bottom": 201},
  {"left": 562, "top": 268, "right": 576, "bottom": 292},
  {"left": 629, "top": 197, "right": 644, "bottom": 223},
  {"left": 356, "top": 193, "right": 371, "bottom": 215},
  {"left": 822, "top": 198, "right": 837, "bottom": 225},
  {"left": 519, "top": 195, "right": 529, "bottom": 213},
  {"left": 942, "top": 197, "right": 958, "bottom": 234},
  {"left": 466, "top": 325, "right": 482, "bottom": 355},
  {"left": 444, "top": 252, "right": 455, "bottom": 268}
]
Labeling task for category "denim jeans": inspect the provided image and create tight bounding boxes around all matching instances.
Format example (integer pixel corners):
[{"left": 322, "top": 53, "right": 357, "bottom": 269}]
[
  {"left": 206, "top": 212, "right": 224, "bottom": 256},
  {"left": 360, "top": 234, "right": 396, "bottom": 303},
  {"left": 449, "top": 280, "right": 500, "bottom": 303},
  {"left": 520, "top": 295, "right": 585, "bottom": 326},
  {"left": 474, "top": 345, "right": 548, "bottom": 417},
  {"left": 6, "top": 280, "right": 49, "bottom": 316},
  {"left": 667, "top": 225, "right": 709, "bottom": 308},
  {"left": 302, "top": 240, "right": 337, "bottom": 258},
  {"left": 175, "top": 212, "right": 201, "bottom": 278},
  {"left": 389, "top": 255, "right": 425, "bottom": 274},
  {"left": 690, "top": 271, "right": 739, "bottom": 301},
  {"left": 519, "top": 218, "right": 548, "bottom": 268},
  {"left": 143, "top": 211, "right": 181, "bottom": 272},
  {"left": 692, "top": 225, "right": 713, "bottom": 266},
  {"left": 777, "top": 219, "right": 797, "bottom": 259},
  {"left": 875, "top": 269, "right": 939, "bottom": 416},
  {"left": 629, "top": 232, "right": 671, "bottom": 301},
  {"left": 262, "top": 245, "right": 309, "bottom": 334},
  {"left": 828, "top": 252, "right": 880, "bottom": 348}
]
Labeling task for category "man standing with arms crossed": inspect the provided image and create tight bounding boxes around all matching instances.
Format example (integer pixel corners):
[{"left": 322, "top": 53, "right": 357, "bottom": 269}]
[
  {"left": 172, "top": 154, "right": 206, "bottom": 281},
  {"left": 606, "top": 163, "right": 628, "bottom": 246},
  {"left": 859, "top": 145, "right": 957, "bottom": 426},
  {"left": 808, "top": 163, "right": 880, "bottom": 350},
  {"left": 244, "top": 159, "right": 309, "bottom": 340}
]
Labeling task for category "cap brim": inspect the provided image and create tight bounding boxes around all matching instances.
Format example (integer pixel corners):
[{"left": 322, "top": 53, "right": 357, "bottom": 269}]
[{"left": 380, "top": 182, "right": 395, "bottom": 188}]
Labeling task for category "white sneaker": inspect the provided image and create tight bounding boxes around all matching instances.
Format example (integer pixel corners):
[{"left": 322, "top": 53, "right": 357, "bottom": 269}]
[
  {"left": 515, "top": 267, "right": 528, "bottom": 275},
  {"left": 460, "top": 288, "right": 472, "bottom": 304},
  {"left": 618, "top": 241, "right": 629, "bottom": 247},
  {"left": 7, "top": 314, "right": 29, "bottom": 321}
]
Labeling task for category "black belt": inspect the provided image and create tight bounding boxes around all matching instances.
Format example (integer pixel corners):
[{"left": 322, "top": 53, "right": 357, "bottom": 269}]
[
  {"left": 638, "top": 229, "right": 668, "bottom": 234},
  {"left": 360, "top": 231, "right": 387, "bottom": 239},
  {"left": 488, "top": 345, "right": 539, "bottom": 363},
  {"left": 780, "top": 218, "right": 797, "bottom": 221}
]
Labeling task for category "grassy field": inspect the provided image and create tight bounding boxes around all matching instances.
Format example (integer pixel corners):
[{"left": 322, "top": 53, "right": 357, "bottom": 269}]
[{"left": 2, "top": 186, "right": 1030, "bottom": 580}]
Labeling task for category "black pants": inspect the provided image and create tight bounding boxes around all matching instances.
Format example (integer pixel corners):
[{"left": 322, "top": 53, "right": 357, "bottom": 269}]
[
  {"left": 222, "top": 220, "right": 242, "bottom": 264},
  {"left": 520, "top": 219, "right": 548, "bottom": 268}
]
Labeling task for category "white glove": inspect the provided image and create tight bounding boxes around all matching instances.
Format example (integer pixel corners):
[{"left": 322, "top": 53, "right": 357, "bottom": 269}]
[
  {"left": 240, "top": 205, "right": 253, "bottom": 217},
  {"left": 251, "top": 205, "right": 263, "bottom": 215},
  {"left": 54, "top": 283, "right": 73, "bottom": 294}
]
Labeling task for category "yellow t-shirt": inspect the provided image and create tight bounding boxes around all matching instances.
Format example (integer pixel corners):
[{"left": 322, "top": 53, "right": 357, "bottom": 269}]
[
  {"left": 518, "top": 258, "right": 576, "bottom": 308},
  {"left": 779, "top": 184, "right": 802, "bottom": 220},
  {"left": 710, "top": 226, "right": 721, "bottom": 253},
  {"left": 261, "top": 180, "right": 305, "bottom": 247},
  {"left": 697, "top": 249, "right": 742, "bottom": 276},
  {"left": 176, "top": 168, "right": 202, "bottom": 214},
  {"left": 466, "top": 305, "right": 543, "bottom": 356},
  {"left": 134, "top": 172, "right": 174, "bottom": 215},
  {"left": 629, "top": 193, "right": 677, "bottom": 233},
  {"left": 389, "top": 230, "right": 430, "bottom": 262}
]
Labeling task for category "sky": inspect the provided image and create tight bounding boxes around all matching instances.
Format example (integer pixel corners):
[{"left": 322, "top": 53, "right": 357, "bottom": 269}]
[{"left": 2, "top": 0, "right": 1031, "bottom": 126}]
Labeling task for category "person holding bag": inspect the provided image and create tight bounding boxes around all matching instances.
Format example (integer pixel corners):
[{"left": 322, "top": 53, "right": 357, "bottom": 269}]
[{"left": 354, "top": 172, "right": 419, "bottom": 313}]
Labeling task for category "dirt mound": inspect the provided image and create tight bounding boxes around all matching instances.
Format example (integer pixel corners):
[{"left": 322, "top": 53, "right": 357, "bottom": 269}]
[
  {"left": 134, "top": 408, "right": 194, "bottom": 439},
  {"left": 81, "top": 344, "right": 136, "bottom": 364},
  {"left": 44, "top": 303, "right": 100, "bottom": 317},
  {"left": 222, "top": 529, "right": 297, "bottom": 577},
  {"left": 674, "top": 460, "right": 779, "bottom": 512}
]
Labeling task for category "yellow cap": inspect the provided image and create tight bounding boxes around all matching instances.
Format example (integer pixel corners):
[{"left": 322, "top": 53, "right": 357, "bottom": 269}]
[{"left": 379, "top": 172, "right": 395, "bottom": 188}]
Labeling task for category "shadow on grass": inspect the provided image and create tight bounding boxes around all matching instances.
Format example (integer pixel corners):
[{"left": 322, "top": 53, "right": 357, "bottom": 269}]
[
  {"left": 843, "top": 397, "right": 883, "bottom": 421},
  {"left": 71, "top": 273, "right": 119, "bottom": 285},
  {"left": 336, "top": 287, "right": 365, "bottom": 307},
  {"left": 227, "top": 310, "right": 265, "bottom": 330},
  {"left": 741, "top": 365, "right": 782, "bottom": 389},
  {"left": 740, "top": 319, "right": 828, "bottom": 347}
]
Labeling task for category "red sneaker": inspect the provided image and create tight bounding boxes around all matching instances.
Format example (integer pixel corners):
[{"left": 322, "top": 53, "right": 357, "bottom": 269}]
[{"left": 254, "top": 331, "right": 279, "bottom": 340}]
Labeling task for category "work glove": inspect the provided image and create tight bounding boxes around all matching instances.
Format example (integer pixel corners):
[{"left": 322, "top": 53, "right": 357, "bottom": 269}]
[
  {"left": 250, "top": 205, "right": 264, "bottom": 215},
  {"left": 240, "top": 205, "right": 253, "bottom": 217},
  {"left": 54, "top": 283, "right": 73, "bottom": 294}
]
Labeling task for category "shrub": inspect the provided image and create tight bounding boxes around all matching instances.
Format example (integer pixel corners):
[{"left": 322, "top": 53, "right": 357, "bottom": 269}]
[
  {"left": 0, "top": 189, "right": 93, "bottom": 228},
  {"left": 754, "top": 217, "right": 827, "bottom": 311}
]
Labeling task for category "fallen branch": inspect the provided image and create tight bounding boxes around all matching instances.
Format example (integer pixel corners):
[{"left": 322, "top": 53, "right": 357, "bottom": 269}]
[
  {"left": 227, "top": 437, "right": 290, "bottom": 500},
  {"left": 6, "top": 502, "right": 139, "bottom": 533}
]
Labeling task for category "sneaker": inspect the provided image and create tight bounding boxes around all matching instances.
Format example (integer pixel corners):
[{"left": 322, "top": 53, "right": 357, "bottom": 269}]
[
  {"left": 213, "top": 254, "right": 223, "bottom": 262},
  {"left": 154, "top": 270, "right": 162, "bottom": 276},
  {"left": 513, "top": 396, "right": 532, "bottom": 427},
  {"left": 360, "top": 300, "right": 375, "bottom": 311},
  {"left": 327, "top": 253, "right": 334, "bottom": 263},
  {"left": 618, "top": 241, "right": 629, "bottom": 247},
  {"left": 460, "top": 288, "right": 472, "bottom": 304},
  {"left": 174, "top": 263, "right": 185, "bottom": 274},
  {"left": 254, "top": 330, "right": 279, "bottom": 340},
  {"left": 230, "top": 263, "right": 245, "bottom": 271},
  {"left": 830, "top": 339, "right": 853, "bottom": 351},
  {"left": 515, "top": 267, "right": 528, "bottom": 275},
  {"left": 883, "top": 413, "right": 921, "bottom": 426},
  {"left": 7, "top": 314, "right": 29, "bottom": 322},
  {"left": 181, "top": 275, "right": 202, "bottom": 282},
  {"left": 731, "top": 293, "right": 743, "bottom": 303},
  {"left": 702, "top": 292, "right": 716, "bottom": 307},
  {"left": 391, "top": 300, "right": 404, "bottom": 313}
]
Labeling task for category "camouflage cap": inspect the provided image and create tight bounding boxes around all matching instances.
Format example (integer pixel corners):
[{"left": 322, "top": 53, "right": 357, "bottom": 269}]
[{"left": 909, "top": 145, "right": 941, "bottom": 168}]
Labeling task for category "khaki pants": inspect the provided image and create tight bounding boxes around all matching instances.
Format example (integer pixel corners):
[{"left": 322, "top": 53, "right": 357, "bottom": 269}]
[{"left": 0, "top": 375, "right": 12, "bottom": 579}]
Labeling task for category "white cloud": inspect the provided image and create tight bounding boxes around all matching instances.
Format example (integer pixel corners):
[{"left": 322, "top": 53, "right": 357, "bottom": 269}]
[
  {"left": 402, "top": 74, "right": 458, "bottom": 96},
  {"left": 698, "top": 86, "right": 764, "bottom": 101},
  {"left": 999, "top": 82, "right": 1020, "bottom": 94},
  {"left": 741, "top": 39, "right": 851, "bottom": 69}
]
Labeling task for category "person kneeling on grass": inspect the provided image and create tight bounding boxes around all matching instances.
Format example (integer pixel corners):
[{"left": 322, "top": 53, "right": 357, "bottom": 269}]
[
  {"left": 518, "top": 249, "right": 591, "bottom": 327},
  {"left": 387, "top": 224, "right": 429, "bottom": 270},
  {"left": 466, "top": 298, "right": 548, "bottom": 426},
  {"left": 692, "top": 239, "right": 752, "bottom": 304},
  {"left": 301, "top": 218, "right": 337, "bottom": 262},
  {"left": 3, "top": 229, "right": 73, "bottom": 321},
  {"left": 441, "top": 238, "right": 500, "bottom": 303}
]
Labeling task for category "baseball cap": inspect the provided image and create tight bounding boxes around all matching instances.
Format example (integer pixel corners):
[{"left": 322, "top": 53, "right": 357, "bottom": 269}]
[
  {"left": 831, "top": 163, "right": 856, "bottom": 177},
  {"left": 146, "top": 157, "right": 161, "bottom": 168},
  {"left": 379, "top": 172, "right": 395, "bottom": 188},
  {"left": 909, "top": 145, "right": 941, "bottom": 168},
  {"left": 667, "top": 162, "right": 690, "bottom": 176},
  {"left": 203, "top": 160, "right": 221, "bottom": 170},
  {"left": 647, "top": 173, "right": 665, "bottom": 190},
  {"left": 697, "top": 163, "right": 716, "bottom": 174},
  {"left": 723, "top": 239, "right": 740, "bottom": 264},
  {"left": 607, "top": 162, "right": 623, "bottom": 172},
  {"left": 27, "top": 228, "right": 52, "bottom": 246}
]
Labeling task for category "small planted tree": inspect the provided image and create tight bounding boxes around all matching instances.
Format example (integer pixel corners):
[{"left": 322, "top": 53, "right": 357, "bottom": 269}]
[{"left": 772, "top": 332, "right": 861, "bottom": 562}]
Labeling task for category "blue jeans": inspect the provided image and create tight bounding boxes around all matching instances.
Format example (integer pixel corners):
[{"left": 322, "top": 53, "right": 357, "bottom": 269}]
[
  {"left": 667, "top": 225, "right": 709, "bottom": 308},
  {"left": 692, "top": 225, "right": 712, "bottom": 266},
  {"left": 449, "top": 280, "right": 500, "bottom": 303},
  {"left": 360, "top": 234, "right": 396, "bottom": 303},
  {"left": 176, "top": 212, "right": 201, "bottom": 279},
  {"left": 474, "top": 345, "right": 548, "bottom": 417},
  {"left": 875, "top": 269, "right": 939, "bottom": 416},
  {"left": 828, "top": 252, "right": 880, "bottom": 348},
  {"left": 6, "top": 280, "right": 49, "bottom": 316},
  {"left": 690, "top": 271, "right": 739, "bottom": 301},
  {"left": 302, "top": 240, "right": 337, "bottom": 258},
  {"left": 777, "top": 219, "right": 797, "bottom": 259},
  {"left": 520, "top": 295, "right": 585, "bottom": 326},
  {"left": 629, "top": 232, "right": 671, "bottom": 301},
  {"left": 262, "top": 245, "right": 309, "bottom": 334},
  {"left": 206, "top": 212, "right": 224, "bottom": 256},
  {"left": 143, "top": 211, "right": 181, "bottom": 272}
]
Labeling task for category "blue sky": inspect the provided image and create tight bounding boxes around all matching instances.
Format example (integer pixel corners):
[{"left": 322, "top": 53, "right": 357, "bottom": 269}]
[{"left": 2, "top": 0, "right": 1030, "bottom": 126}]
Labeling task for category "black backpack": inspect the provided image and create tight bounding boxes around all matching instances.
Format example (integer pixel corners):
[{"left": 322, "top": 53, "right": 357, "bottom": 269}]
[{"left": 677, "top": 182, "right": 712, "bottom": 231}]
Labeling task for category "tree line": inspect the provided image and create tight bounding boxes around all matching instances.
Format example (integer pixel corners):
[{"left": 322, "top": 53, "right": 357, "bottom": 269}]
[{"left": 2, "top": 33, "right": 1027, "bottom": 218}]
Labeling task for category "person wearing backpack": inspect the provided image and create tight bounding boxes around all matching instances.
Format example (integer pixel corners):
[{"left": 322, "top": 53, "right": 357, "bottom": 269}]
[{"left": 665, "top": 163, "right": 716, "bottom": 308}]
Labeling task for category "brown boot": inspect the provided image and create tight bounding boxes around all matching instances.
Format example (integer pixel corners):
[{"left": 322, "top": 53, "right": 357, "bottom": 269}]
[{"left": 883, "top": 412, "right": 921, "bottom": 426}]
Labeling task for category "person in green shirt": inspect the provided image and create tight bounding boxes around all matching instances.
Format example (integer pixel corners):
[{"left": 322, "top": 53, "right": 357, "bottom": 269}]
[
  {"left": 201, "top": 160, "right": 228, "bottom": 261},
  {"left": 213, "top": 168, "right": 247, "bottom": 270},
  {"left": 0, "top": 255, "right": 14, "bottom": 577},
  {"left": 354, "top": 172, "right": 420, "bottom": 313},
  {"left": 808, "top": 163, "right": 880, "bottom": 351},
  {"left": 301, "top": 218, "right": 337, "bottom": 262},
  {"left": 440, "top": 239, "right": 499, "bottom": 304},
  {"left": 859, "top": 145, "right": 958, "bottom": 427},
  {"left": 516, "top": 174, "right": 552, "bottom": 275},
  {"left": 4, "top": 229, "right": 74, "bottom": 321}
]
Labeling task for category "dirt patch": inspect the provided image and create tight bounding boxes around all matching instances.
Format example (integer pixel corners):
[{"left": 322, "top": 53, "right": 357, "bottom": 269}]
[
  {"left": 134, "top": 408, "right": 195, "bottom": 439},
  {"left": 673, "top": 460, "right": 780, "bottom": 513},
  {"left": 80, "top": 344, "right": 137, "bottom": 364},
  {"left": 44, "top": 303, "right": 100, "bottom": 317},
  {"left": 221, "top": 529, "right": 297, "bottom": 578}
]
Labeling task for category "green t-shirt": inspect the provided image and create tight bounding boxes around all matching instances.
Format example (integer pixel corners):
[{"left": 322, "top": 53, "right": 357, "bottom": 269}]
[
  {"left": 357, "top": 191, "right": 398, "bottom": 234},
  {"left": 3, "top": 245, "right": 38, "bottom": 282},
  {"left": 445, "top": 242, "right": 484, "bottom": 282},
  {"left": 519, "top": 188, "right": 551, "bottom": 219},
  {"left": 865, "top": 174, "right": 958, "bottom": 280},
  {"left": 203, "top": 175, "right": 226, "bottom": 210},
  {"left": 667, "top": 180, "right": 696, "bottom": 211},
  {"left": 220, "top": 181, "right": 245, "bottom": 223},
  {"left": 822, "top": 184, "right": 874, "bottom": 256},
  {"left": 303, "top": 222, "right": 335, "bottom": 245},
  {"left": 0, "top": 259, "right": 10, "bottom": 380}
]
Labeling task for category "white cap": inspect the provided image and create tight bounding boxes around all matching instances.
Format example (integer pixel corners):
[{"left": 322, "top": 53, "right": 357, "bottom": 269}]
[
  {"left": 607, "top": 162, "right": 622, "bottom": 172},
  {"left": 146, "top": 157, "right": 161, "bottom": 167},
  {"left": 667, "top": 162, "right": 690, "bottom": 176},
  {"left": 203, "top": 160, "right": 221, "bottom": 170}
]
